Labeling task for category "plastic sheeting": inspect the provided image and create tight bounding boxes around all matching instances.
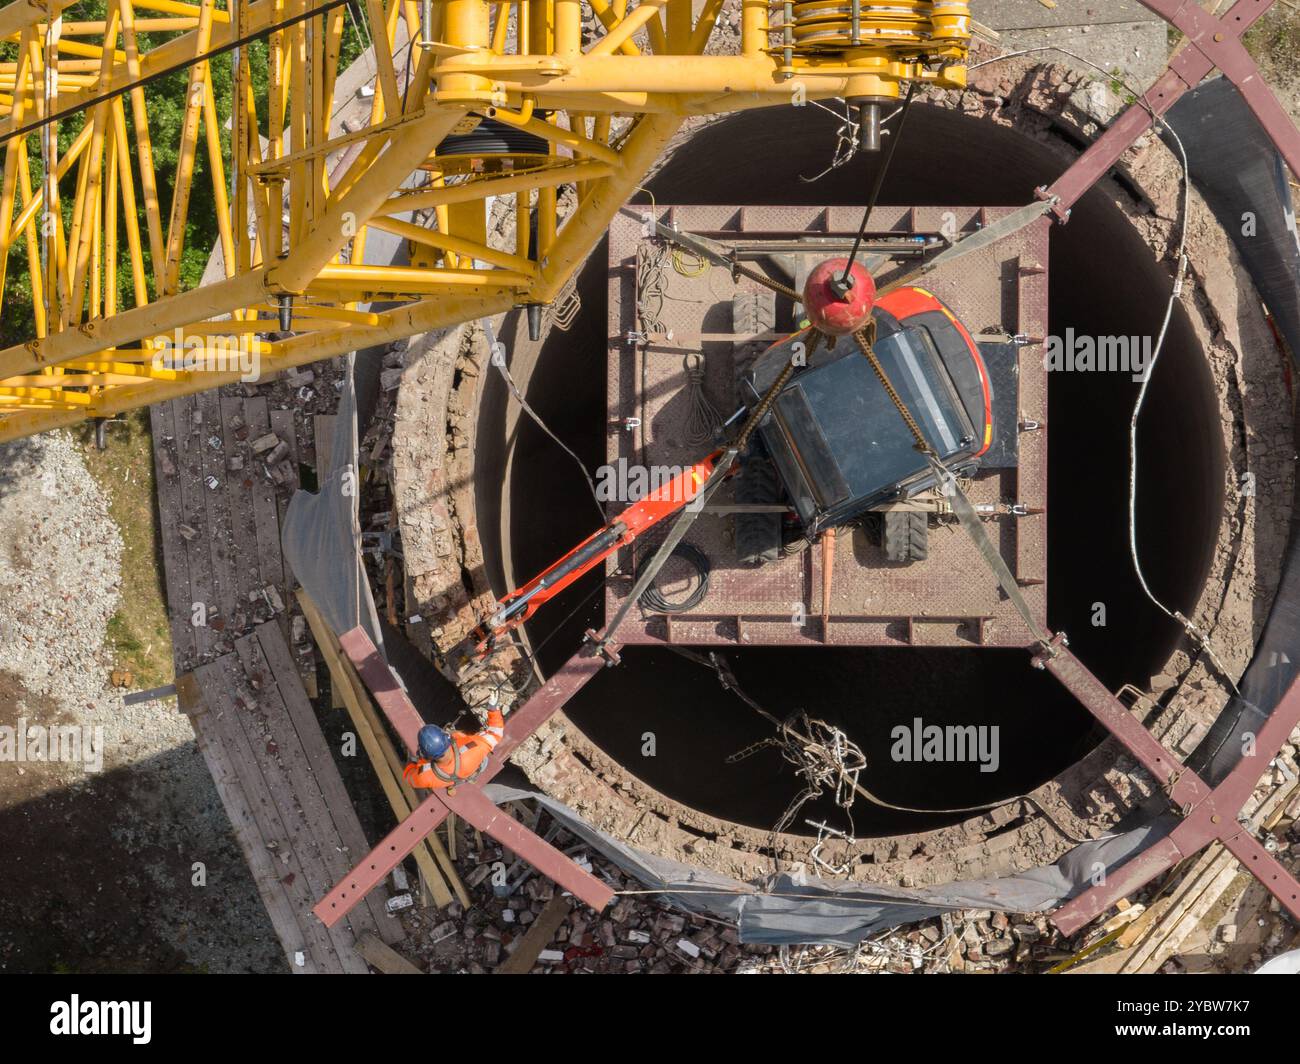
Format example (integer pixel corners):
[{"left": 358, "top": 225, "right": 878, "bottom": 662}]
[
  {"left": 1164, "top": 75, "right": 1300, "bottom": 361},
  {"left": 1255, "top": 948, "right": 1300, "bottom": 974},
  {"left": 1163, "top": 77, "right": 1300, "bottom": 787},
  {"left": 281, "top": 354, "right": 385, "bottom": 654},
  {"left": 484, "top": 783, "right": 1165, "bottom": 946}
]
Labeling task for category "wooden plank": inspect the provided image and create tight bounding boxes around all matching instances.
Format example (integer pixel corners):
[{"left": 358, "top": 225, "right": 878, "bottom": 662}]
[
  {"left": 172, "top": 394, "right": 219, "bottom": 662},
  {"left": 220, "top": 395, "right": 266, "bottom": 629},
  {"left": 269, "top": 405, "right": 301, "bottom": 589},
  {"left": 242, "top": 397, "right": 288, "bottom": 603},
  {"left": 358, "top": 933, "right": 424, "bottom": 974},
  {"left": 252, "top": 620, "right": 402, "bottom": 945},
  {"left": 194, "top": 657, "right": 354, "bottom": 973},
  {"left": 297, "top": 590, "right": 464, "bottom": 908},
  {"left": 1126, "top": 858, "right": 1239, "bottom": 973},
  {"left": 310, "top": 411, "right": 341, "bottom": 708},
  {"left": 268, "top": 404, "right": 315, "bottom": 696},
  {"left": 189, "top": 706, "right": 318, "bottom": 973},
  {"left": 215, "top": 648, "right": 370, "bottom": 973},
  {"left": 175, "top": 671, "right": 203, "bottom": 716},
  {"left": 149, "top": 400, "right": 197, "bottom": 667},
  {"left": 496, "top": 895, "right": 572, "bottom": 974},
  {"left": 193, "top": 657, "right": 346, "bottom": 972},
  {"left": 232, "top": 630, "right": 385, "bottom": 951},
  {"left": 196, "top": 388, "right": 238, "bottom": 645},
  {"left": 313, "top": 413, "right": 337, "bottom": 477}
]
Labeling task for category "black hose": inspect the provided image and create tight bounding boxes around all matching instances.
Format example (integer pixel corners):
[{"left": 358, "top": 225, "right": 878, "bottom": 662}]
[{"left": 638, "top": 543, "right": 711, "bottom": 614}]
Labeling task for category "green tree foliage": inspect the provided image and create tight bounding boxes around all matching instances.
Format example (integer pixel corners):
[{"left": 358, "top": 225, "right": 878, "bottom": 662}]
[{"left": 0, "top": 0, "right": 366, "bottom": 346}]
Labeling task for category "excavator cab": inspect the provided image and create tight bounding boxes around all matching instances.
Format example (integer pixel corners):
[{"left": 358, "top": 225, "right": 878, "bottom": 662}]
[{"left": 743, "top": 287, "right": 994, "bottom": 556}]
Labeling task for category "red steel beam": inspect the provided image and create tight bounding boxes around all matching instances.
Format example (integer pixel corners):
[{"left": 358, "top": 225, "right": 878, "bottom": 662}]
[
  {"left": 334, "top": 629, "right": 613, "bottom": 909},
  {"left": 1035, "top": 635, "right": 1210, "bottom": 809},
  {"left": 1036, "top": 636, "right": 1300, "bottom": 935},
  {"left": 1149, "top": 0, "right": 1300, "bottom": 179},
  {"left": 339, "top": 627, "right": 425, "bottom": 755},
  {"left": 440, "top": 785, "right": 616, "bottom": 910},
  {"left": 312, "top": 650, "right": 608, "bottom": 927},
  {"left": 1040, "top": 0, "right": 1289, "bottom": 219}
]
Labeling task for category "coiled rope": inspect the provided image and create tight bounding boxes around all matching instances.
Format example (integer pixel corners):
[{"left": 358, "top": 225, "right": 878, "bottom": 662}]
[{"left": 682, "top": 352, "right": 723, "bottom": 447}]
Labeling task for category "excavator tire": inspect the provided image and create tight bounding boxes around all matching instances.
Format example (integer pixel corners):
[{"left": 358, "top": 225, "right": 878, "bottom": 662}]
[{"left": 882, "top": 511, "right": 928, "bottom": 564}]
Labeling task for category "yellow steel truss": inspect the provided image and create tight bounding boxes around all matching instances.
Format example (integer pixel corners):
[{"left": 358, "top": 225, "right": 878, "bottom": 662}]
[{"left": 0, "top": 0, "right": 971, "bottom": 440}]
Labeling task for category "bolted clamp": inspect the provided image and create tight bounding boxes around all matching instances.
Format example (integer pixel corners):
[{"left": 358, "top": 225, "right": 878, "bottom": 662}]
[
  {"left": 584, "top": 628, "right": 622, "bottom": 667},
  {"left": 1031, "top": 630, "right": 1068, "bottom": 669}
]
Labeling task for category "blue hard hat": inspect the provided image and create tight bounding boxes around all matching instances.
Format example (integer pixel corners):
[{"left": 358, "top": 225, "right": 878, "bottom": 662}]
[{"left": 418, "top": 725, "right": 452, "bottom": 760}]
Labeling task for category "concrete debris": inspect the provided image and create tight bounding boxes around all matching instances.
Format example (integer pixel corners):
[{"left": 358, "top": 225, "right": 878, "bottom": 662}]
[
  {"left": 269, "top": 460, "right": 297, "bottom": 487},
  {"left": 389, "top": 808, "right": 1084, "bottom": 974}
]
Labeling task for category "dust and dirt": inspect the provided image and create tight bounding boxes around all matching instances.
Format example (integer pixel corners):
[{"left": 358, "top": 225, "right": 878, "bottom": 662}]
[{"left": 0, "top": 431, "right": 282, "bottom": 973}]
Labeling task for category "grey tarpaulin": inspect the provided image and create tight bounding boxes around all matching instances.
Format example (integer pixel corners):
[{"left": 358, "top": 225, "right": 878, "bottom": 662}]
[
  {"left": 282, "top": 353, "right": 385, "bottom": 654},
  {"left": 483, "top": 783, "right": 1163, "bottom": 946}
]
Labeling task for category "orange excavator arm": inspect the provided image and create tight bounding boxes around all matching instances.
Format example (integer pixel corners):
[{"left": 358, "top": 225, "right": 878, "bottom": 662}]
[{"left": 468, "top": 451, "right": 723, "bottom": 659}]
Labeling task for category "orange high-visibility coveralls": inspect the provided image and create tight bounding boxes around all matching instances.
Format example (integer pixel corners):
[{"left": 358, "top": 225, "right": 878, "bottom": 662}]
[{"left": 403, "top": 710, "right": 505, "bottom": 789}]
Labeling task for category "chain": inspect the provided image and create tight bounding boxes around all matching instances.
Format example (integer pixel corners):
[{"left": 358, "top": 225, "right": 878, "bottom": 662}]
[
  {"left": 729, "top": 257, "right": 801, "bottom": 302},
  {"left": 852, "top": 322, "right": 932, "bottom": 454}
]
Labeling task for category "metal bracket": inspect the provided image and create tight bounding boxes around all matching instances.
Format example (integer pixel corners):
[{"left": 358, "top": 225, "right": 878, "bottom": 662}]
[{"left": 584, "top": 627, "right": 622, "bottom": 667}]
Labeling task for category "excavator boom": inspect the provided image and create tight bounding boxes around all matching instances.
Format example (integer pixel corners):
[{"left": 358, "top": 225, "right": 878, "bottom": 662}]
[{"left": 470, "top": 451, "right": 722, "bottom": 657}]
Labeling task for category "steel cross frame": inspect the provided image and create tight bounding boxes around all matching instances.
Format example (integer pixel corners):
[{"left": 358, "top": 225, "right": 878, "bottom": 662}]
[
  {"left": 313, "top": 631, "right": 610, "bottom": 928},
  {"left": 1036, "top": 636, "right": 1300, "bottom": 935},
  {"left": 1041, "top": 0, "right": 1298, "bottom": 219},
  {"left": 1018, "top": 0, "right": 1300, "bottom": 937},
  {"left": 317, "top": 630, "right": 1300, "bottom": 937}
]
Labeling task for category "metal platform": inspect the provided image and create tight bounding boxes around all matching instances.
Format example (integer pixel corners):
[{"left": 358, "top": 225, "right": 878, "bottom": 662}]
[{"left": 605, "top": 205, "right": 1049, "bottom": 648}]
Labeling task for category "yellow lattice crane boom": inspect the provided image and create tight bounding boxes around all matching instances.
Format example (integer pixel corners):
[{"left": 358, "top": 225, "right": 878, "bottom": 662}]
[{"left": 0, "top": 0, "right": 971, "bottom": 441}]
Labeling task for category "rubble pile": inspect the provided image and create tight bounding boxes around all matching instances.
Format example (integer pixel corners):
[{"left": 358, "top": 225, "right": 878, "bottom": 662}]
[{"left": 387, "top": 807, "right": 1082, "bottom": 974}]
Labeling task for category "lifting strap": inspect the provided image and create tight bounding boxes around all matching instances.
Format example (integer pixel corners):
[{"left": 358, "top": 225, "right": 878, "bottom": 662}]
[
  {"left": 926, "top": 454, "right": 1051, "bottom": 649},
  {"left": 876, "top": 197, "right": 1060, "bottom": 297},
  {"left": 591, "top": 334, "right": 822, "bottom": 659},
  {"left": 852, "top": 319, "right": 1051, "bottom": 649}
]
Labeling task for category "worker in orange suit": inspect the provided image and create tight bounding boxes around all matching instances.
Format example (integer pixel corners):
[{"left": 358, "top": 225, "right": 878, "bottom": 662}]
[{"left": 403, "top": 702, "right": 506, "bottom": 790}]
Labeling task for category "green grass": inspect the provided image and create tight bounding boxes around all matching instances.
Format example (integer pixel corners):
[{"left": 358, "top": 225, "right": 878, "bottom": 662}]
[
  {"left": 1244, "top": 7, "right": 1300, "bottom": 86},
  {"left": 77, "top": 410, "right": 173, "bottom": 689}
]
